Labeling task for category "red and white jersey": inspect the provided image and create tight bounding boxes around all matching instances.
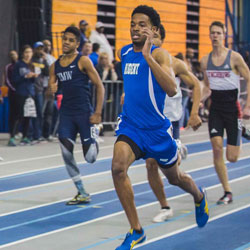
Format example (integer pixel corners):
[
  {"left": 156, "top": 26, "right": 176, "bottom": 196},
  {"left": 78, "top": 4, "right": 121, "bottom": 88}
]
[
  {"left": 206, "top": 50, "right": 241, "bottom": 113},
  {"left": 206, "top": 50, "right": 240, "bottom": 90}
]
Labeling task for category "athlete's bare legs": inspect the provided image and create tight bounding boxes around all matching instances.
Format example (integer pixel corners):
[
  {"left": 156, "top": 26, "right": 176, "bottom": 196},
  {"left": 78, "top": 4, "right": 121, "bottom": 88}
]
[
  {"left": 211, "top": 136, "right": 231, "bottom": 192},
  {"left": 146, "top": 159, "right": 169, "bottom": 208},
  {"left": 112, "top": 141, "right": 141, "bottom": 230}
]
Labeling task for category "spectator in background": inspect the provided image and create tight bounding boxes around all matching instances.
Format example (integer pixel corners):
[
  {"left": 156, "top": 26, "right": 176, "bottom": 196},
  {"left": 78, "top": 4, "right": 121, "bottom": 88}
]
[
  {"left": 81, "top": 40, "right": 92, "bottom": 56},
  {"left": 42, "top": 39, "right": 56, "bottom": 141},
  {"left": 12, "top": 45, "right": 38, "bottom": 145},
  {"left": 193, "top": 62, "right": 204, "bottom": 81},
  {"left": 95, "top": 52, "right": 117, "bottom": 81},
  {"left": 90, "top": 22, "right": 114, "bottom": 62},
  {"left": 43, "top": 39, "right": 56, "bottom": 66},
  {"left": 89, "top": 43, "right": 100, "bottom": 66},
  {"left": 77, "top": 20, "right": 89, "bottom": 52},
  {"left": 95, "top": 52, "right": 117, "bottom": 127},
  {"left": 114, "top": 60, "right": 123, "bottom": 81},
  {"left": 31, "top": 41, "right": 49, "bottom": 142},
  {"left": 185, "top": 47, "right": 195, "bottom": 72},
  {"left": 2, "top": 50, "right": 19, "bottom": 146}
]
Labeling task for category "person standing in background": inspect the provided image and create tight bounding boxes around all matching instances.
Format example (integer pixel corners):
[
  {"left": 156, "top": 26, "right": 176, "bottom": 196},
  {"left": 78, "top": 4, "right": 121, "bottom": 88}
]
[
  {"left": 12, "top": 45, "right": 38, "bottom": 145},
  {"left": 89, "top": 43, "right": 100, "bottom": 66},
  {"left": 81, "top": 41, "right": 92, "bottom": 57},
  {"left": 31, "top": 41, "right": 49, "bottom": 142},
  {"left": 2, "top": 50, "right": 19, "bottom": 146},
  {"left": 89, "top": 22, "right": 114, "bottom": 62},
  {"left": 42, "top": 39, "right": 56, "bottom": 141},
  {"left": 77, "top": 20, "right": 89, "bottom": 53}
]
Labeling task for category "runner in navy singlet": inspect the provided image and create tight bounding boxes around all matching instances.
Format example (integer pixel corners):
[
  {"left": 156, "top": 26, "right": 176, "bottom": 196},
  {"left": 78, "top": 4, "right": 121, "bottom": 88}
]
[{"left": 49, "top": 26, "right": 104, "bottom": 205}]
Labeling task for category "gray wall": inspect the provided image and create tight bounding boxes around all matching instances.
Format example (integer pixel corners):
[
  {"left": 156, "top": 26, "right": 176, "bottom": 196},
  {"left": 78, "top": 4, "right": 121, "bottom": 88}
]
[{"left": 0, "top": 0, "right": 17, "bottom": 83}]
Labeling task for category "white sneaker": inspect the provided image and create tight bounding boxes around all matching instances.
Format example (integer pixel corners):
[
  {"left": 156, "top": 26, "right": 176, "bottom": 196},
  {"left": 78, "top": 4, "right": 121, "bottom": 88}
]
[
  {"left": 0, "top": 156, "right": 3, "bottom": 161},
  {"left": 152, "top": 208, "right": 173, "bottom": 223}
]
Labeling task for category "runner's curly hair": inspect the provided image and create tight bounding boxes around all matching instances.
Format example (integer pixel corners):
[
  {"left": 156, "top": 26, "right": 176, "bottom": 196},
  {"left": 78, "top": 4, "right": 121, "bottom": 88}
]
[{"left": 132, "top": 5, "right": 161, "bottom": 28}]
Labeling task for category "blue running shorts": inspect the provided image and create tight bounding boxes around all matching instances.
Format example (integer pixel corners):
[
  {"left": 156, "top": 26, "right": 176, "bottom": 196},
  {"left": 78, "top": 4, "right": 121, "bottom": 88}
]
[
  {"left": 115, "top": 115, "right": 178, "bottom": 167},
  {"left": 58, "top": 113, "right": 96, "bottom": 144}
]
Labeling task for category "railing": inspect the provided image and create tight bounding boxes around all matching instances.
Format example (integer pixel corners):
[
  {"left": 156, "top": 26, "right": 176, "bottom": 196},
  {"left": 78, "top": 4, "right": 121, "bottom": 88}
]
[
  {"left": 52, "top": 32, "right": 63, "bottom": 59},
  {"left": 93, "top": 80, "right": 123, "bottom": 125}
]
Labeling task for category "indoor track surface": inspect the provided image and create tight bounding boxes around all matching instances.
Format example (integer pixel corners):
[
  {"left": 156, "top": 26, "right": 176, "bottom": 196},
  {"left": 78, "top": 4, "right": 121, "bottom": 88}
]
[{"left": 0, "top": 123, "right": 250, "bottom": 250}]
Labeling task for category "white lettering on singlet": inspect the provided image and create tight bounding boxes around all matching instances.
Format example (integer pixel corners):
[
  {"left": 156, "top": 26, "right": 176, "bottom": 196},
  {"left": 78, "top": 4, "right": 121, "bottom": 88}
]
[
  {"left": 124, "top": 63, "right": 140, "bottom": 75},
  {"left": 207, "top": 71, "right": 231, "bottom": 78},
  {"left": 57, "top": 71, "right": 73, "bottom": 81}
]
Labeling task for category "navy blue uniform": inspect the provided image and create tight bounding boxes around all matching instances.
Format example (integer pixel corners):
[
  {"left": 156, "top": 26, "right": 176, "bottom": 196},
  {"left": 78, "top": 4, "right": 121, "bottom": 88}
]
[{"left": 55, "top": 54, "right": 95, "bottom": 143}]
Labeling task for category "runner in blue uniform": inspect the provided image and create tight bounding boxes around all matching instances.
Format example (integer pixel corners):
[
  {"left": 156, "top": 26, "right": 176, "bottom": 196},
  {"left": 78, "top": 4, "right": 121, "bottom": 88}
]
[
  {"left": 49, "top": 26, "right": 104, "bottom": 205},
  {"left": 145, "top": 23, "right": 202, "bottom": 223},
  {"left": 112, "top": 6, "right": 209, "bottom": 250}
]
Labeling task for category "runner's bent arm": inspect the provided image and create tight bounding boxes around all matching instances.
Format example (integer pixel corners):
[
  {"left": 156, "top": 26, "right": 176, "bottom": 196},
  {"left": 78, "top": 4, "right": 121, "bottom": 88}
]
[
  {"left": 141, "top": 27, "right": 177, "bottom": 96},
  {"left": 147, "top": 48, "right": 177, "bottom": 96},
  {"left": 177, "top": 59, "right": 201, "bottom": 117},
  {"left": 48, "top": 63, "right": 57, "bottom": 94},
  {"left": 177, "top": 59, "right": 202, "bottom": 130},
  {"left": 200, "top": 56, "right": 211, "bottom": 102},
  {"left": 80, "top": 56, "right": 105, "bottom": 122}
]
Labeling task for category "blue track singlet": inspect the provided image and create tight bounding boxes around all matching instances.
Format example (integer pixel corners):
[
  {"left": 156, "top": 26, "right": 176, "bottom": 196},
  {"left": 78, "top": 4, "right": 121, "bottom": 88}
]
[
  {"left": 121, "top": 44, "right": 169, "bottom": 129},
  {"left": 116, "top": 44, "right": 178, "bottom": 166}
]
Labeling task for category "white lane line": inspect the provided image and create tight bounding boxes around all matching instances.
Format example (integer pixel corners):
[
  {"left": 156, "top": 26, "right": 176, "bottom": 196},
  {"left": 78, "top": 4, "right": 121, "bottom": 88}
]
[
  {"left": 1, "top": 139, "right": 249, "bottom": 180},
  {"left": 1, "top": 133, "right": 248, "bottom": 168},
  {"left": 1, "top": 158, "right": 250, "bottom": 216},
  {"left": 0, "top": 139, "right": 209, "bottom": 166},
  {"left": 1, "top": 151, "right": 250, "bottom": 197},
  {"left": 0, "top": 145, "right": 114, "bottom": 166},
  {"left": 0, "top": 175, "right": 250, "bottom": 249},
  {"left": 135, "top": 202, "right": 250, "bottom": 248},
  {"left": 1, "top": 139, "right": 250, "bottom": 182},
  {"left": 0, "top": 155, "right": 112, "bottom": 179}
]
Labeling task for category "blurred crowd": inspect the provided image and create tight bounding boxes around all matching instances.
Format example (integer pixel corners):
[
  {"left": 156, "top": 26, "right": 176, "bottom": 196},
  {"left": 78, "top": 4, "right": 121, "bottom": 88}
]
[{"left": 0, "top": 20, "right": 122, "bottom": 146}]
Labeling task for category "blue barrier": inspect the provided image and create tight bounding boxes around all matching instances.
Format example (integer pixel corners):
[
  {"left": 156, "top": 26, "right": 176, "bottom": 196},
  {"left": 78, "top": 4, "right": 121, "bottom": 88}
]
[{"left": 0, "top": 97, "right": 9, "bottom": 132}]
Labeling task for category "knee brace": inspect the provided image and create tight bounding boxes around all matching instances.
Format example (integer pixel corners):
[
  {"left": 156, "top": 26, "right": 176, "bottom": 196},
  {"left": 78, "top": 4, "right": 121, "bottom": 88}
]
[
  {"left": 59, "top": 138, "right": 80, "bottom": 179},
  {"left": 83, "top": 141, "right": 99, "bottom": 163}
]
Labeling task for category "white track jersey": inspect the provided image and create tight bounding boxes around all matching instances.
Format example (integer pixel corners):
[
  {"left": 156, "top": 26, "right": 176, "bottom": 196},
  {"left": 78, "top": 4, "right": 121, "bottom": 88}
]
[
  {"left": 206, "top": 50, "right": 241, "bottom": 112},
  {"left": 163, "top": 77, "right": 182, "bottom": 122},
  {"left": 206, "top": 50, "right": 240, "bottom": 90}
]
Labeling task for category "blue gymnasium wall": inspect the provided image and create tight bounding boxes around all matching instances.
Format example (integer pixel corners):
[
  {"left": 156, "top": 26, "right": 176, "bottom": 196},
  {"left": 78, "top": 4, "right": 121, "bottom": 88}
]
[{"left": 240, "top": 0, "right": 250, "bottom": 51}]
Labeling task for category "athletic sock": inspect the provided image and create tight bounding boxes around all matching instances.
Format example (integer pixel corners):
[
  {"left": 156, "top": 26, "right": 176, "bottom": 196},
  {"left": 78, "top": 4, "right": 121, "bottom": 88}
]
[
  {"left": 134, "top": 228, "right": 143, "bottom": 234},
  {"left": 74, "top": 180, "right": 88, "bottom": 197},
  {"left": 196, "top": 194, "right": 204, "bottom": 204},
  {"left": 161, "top": 206, "right": 171, "bottom": 210}
]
